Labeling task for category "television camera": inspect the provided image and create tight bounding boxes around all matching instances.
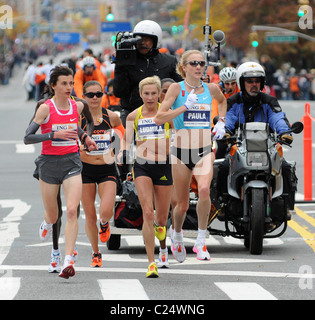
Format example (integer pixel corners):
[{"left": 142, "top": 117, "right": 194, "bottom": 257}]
[{"left": 114, "top": 32, "right": 142, "bottom": 66}]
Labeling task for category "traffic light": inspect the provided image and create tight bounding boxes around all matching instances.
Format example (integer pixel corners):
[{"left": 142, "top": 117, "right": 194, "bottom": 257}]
[
  {"left": 172, "top": 25, "right": 178, "bottom": 34},
  {"left": 249, "top": 32, "right": 259, "bottom": 48},
  {"left": 106, "top": 5, "right": 114, "bottom": 21},
  {"left": 111, "top": 34, "right": 116, "bottom": 47},
  {"left": 297, "top": 8, "right": 305, "bottom": 17},
  {"left": 297, "top": 0, "right": 310, "bottom": 17}
]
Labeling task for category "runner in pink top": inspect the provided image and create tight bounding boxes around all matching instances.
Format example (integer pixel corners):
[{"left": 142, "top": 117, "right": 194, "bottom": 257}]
[
  {"left": 24, "top": 65, "right": 97, "bottom": 279},
  {"left": 41, "top": 98, "right": 79, "bottom": 155}
]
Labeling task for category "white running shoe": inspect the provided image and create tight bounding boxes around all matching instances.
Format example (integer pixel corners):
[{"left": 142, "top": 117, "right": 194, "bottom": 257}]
[
  {"left": 48, "top": 252, "right": 61, "bottom": 273},
  {"left": 157, "top": 250, "right": 169, "bottom": 268},
  {"left": 193, "top": 240, "right": 211, "bottom": 261},
  {"left": 171, "top": 240, "right": 186, "bottom": 263},
  {"left": 169, "top": 227, "right": 184, "bottom": 245},
  {"left": 39, "top": 220, "right": 52, "bottom": 241}
]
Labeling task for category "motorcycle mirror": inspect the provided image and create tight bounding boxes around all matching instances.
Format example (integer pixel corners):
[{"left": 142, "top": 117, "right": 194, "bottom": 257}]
[{"left": 291, "top": 121, "right": 304, "bottom": 134}]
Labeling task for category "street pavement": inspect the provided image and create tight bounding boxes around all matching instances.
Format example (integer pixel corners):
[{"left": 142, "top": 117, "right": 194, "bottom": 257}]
[{"left": 0, "top": 52, "right": 315, "bottom": 304}]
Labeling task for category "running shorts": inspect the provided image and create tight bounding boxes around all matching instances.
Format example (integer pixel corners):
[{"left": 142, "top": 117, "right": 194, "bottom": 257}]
[
  {"left": 81, "top": 162, "right": 117, "bottom": 184},
  {"left": 34, "top": 152, "right": 82, "bottom": 184},
  {"left": 133, "top": 157, "right": 173, "bottom": 186}
]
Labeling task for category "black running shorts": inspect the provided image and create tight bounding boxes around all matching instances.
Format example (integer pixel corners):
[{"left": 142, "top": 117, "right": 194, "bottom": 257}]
[{"left": 133, "top": 157, "right": 173, "bottom": 186}]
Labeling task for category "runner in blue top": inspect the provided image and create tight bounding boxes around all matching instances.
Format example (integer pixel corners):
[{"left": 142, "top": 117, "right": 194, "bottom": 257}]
[{"left": 155, "top": 50, "right": 227, "bottom": 262}]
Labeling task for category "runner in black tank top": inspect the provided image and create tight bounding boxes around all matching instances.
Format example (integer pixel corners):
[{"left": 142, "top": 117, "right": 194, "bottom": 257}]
[{"left": 80, "top": 81, "right": 124, "bottom": 268}]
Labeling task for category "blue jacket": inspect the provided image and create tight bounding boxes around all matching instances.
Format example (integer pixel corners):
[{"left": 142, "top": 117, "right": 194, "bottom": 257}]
[{"left": 225, "top": 92, "right": 290, "bottom": 135}]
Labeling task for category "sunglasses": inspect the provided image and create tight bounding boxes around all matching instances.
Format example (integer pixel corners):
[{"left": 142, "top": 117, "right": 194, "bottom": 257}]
[
  {"left": 84, "top": 91, "right": 104, "bottom": 98},
  {"left": 185, "top": 60, "right": 206, "bottom": 67}
]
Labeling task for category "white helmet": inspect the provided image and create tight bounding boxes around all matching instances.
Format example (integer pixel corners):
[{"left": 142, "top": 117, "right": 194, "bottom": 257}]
[
  {"left": 236, "top": 61, "right": 265, "bottom": 91},
  {"left": 83, "top": 56, "right": 95, "bottom": 68},
  {"left": 219, "top": 67, "right": 237, "bottom": 83},
  {"left": 133, "top": 20, "right": 162, "bottom": 48}
]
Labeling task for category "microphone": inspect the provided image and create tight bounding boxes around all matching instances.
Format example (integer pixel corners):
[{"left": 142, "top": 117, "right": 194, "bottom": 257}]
[{"left": 213, "top": 30, "right": 225, "bottom": 46}]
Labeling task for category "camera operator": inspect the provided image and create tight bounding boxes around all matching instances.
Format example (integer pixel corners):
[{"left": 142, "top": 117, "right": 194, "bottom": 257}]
[{"left": 113, "top": 20, "right": 183, "bottom": 126}]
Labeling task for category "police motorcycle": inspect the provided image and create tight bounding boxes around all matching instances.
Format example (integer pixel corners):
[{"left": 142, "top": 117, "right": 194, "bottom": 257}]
[{"left": 209, "top": 120, "right": 303, "bottom": 254}]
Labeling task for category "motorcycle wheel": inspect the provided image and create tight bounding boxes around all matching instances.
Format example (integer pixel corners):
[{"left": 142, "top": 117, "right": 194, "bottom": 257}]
[{"left": 249, "top": 188, "right": 265, "bottom": 255}]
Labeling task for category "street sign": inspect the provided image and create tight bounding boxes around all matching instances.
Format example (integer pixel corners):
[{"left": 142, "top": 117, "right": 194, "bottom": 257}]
[
  {"left": 52, "top": 32, "right": 81, "bottom": 44},
  {"left": 265, "top": 32, "right": 298, "bottom": 43},
  {"left": 101, "top": 21, "right": 132, "bottom": 33}
]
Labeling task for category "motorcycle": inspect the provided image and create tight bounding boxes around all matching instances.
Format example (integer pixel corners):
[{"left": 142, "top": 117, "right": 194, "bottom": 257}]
[{"left": 209, "top": 121, "right": 303, "bottom": 254}]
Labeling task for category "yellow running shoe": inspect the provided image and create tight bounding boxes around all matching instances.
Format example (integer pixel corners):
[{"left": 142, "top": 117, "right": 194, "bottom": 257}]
[
  {"left": 146, "top": 262, "right": 159, "bottom": 278},
  {"left": 154, "top": 222, "right": 166, "bottom": 241}
]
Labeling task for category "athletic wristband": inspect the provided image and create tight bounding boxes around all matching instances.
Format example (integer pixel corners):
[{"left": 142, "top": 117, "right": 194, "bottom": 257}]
[{"left": 81, "top": 132, "right": 88, "bottom": 144}]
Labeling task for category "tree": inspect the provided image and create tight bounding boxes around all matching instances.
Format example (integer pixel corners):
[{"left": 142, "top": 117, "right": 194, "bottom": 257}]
[
  {"left": 227, "top": 0, "right": 315, "bottom": 68},
  {"left": 171, "top": 0, "right": 234, "bottom": 43}
]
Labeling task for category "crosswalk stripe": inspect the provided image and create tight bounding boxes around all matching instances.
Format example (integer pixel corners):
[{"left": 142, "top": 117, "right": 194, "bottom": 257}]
[
  {"left": 123, "top": 234, "right": 283, "bottom": 247},
  {"left": 15, "top": 144, "right": 35, "bottom": 154},
  {"left": 0, "top": 200, "right": 31, "bottom": 264},
  {"left": 0, "top": 277, "right": 20, "bottom": 300},
  {"left": 215, "top": 282, "right": 277, "bottom": 300},
  {"left": 98, "top": 279, "right": 149, "bottom": 300},
  {"left": 2, "top": 265, "right": 314, "bottom": 279}
]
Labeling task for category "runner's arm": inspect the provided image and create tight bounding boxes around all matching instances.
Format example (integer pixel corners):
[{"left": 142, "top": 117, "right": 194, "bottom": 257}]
[
  {"left": 74, "top": 98, "right": 94, "bottom": 136},
  {"left": 24, "top": 121, "right": 53, "bottom": 144},
  {"left": 24, "top": 104, "right": 53, "bottom": 144}
]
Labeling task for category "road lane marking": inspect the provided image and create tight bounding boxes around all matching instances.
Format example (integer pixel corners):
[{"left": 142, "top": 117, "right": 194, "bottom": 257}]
[
  {"left": 24, "top": 243, "right": 285, "bottom": 265},
  {"left": 98, "top": 279, "right": 149, "bottom": 300},
  {"left": 0, "top": 277, "right": 20, "bottom": 300},
  {"left": 215, "top": 282, "right": 277, "bottom": 300},
  {"left": 295, "top": 207, "right": 315, "bottom": 227},
  {"left": 15, "top": 144, "right": 35, "bottom": 154},
  {"left": 0, "top": 140, "right": 22, "bottom": 144},
  {"left": 1, "top": 265, "right": 314, "bottom": 279},
  {"left": 288, "top": 219, "right": 315, "bottom": 252},
  {"left": 288, "top": 206, "right": 315, "bottom": 252},
  {"left": 0, "top": 199, "right": 31, "bottom": 265}
]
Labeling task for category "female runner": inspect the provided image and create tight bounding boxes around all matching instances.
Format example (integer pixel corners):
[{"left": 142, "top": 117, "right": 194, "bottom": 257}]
[
  {"left": 24, "top": 65, "right": 97, "bottom": 279},
  {"left": 118, "top": 76, "right": 172, "bottom": 278},
  {"left": 155, "top": 50, "right": 227, "bottom": 262},
  {"left": 80, "top": 80, "right": 125, "bottom": 267}
]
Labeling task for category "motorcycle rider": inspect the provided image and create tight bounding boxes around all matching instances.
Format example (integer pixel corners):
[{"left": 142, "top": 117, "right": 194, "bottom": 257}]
[
  {"left": 218, "top": 67, "right": 240, "bottom": 99},
  {"left": 217, "top": 61, "right": 297, "bottom": 217},
  {"left": 215, "top": 67, "right": 241, "bottom": 158}
]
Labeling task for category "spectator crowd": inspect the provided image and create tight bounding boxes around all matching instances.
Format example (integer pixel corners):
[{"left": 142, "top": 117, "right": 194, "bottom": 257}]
[{"left": 2, "top": 41, "right": 313, "bottom": 103}]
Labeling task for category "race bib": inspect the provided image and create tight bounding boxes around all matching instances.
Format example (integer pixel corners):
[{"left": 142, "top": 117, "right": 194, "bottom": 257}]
[
  {"left": 183, "top": 103, "right": 210, "bottom": 127},
  {"left": 86, "top": 133, "right": 111, "bottom": 155},
  {"left": 52, "top": 123, "right": 77, "bottom": 146},
  {"left": 137, "top": 118, "right": 166, "bottom": 140}
]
